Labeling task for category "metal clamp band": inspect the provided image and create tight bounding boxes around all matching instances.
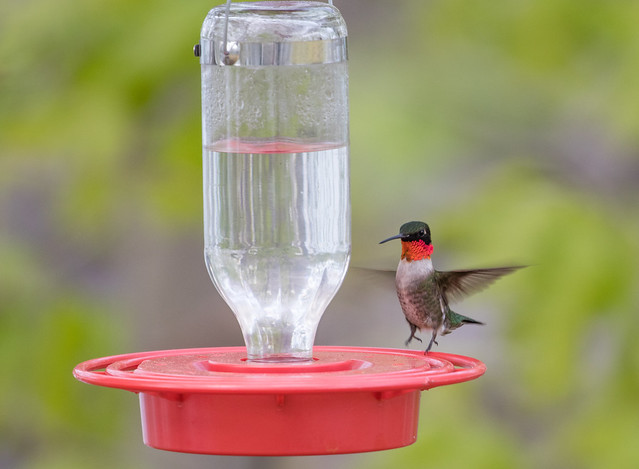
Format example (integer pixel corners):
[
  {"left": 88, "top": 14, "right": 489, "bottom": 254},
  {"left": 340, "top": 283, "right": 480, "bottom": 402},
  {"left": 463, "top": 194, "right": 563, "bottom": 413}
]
[{"left": 198, "top": 37, "right": 347, "bottom": 66}]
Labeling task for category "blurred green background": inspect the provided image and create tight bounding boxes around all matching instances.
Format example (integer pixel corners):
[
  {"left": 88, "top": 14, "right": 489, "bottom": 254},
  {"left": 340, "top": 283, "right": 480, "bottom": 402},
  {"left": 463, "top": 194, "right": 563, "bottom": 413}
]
[{"left": 2, "top": 0, "right": 638, "bottom": 468}]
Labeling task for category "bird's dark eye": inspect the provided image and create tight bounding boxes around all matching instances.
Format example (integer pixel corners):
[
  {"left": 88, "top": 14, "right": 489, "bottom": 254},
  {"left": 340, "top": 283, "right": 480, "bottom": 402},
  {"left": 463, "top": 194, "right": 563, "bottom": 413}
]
[{"left": 419, "top": 230, "right": 424, "bottom": 236}]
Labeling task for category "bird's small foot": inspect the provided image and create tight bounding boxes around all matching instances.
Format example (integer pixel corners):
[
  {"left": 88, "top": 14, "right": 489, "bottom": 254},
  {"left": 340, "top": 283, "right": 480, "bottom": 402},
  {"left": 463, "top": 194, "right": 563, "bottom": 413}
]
[
  {"left": 424, "top": 339, "right": 438, "bottom": 354},
  {"left": 405, "top": 336, "right": 423, "bottom": 346}
]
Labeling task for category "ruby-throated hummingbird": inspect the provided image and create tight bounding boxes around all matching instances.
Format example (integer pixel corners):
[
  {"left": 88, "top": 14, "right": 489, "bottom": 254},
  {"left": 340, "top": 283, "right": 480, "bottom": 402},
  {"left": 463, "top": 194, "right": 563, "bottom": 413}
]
[{"left": 380, "top": 221, "right": 523, "bottom": 353}]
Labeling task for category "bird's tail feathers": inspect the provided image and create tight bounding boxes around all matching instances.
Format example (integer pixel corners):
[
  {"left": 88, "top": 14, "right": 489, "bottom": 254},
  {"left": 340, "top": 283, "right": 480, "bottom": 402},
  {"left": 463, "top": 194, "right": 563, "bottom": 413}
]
[
  {"left": 457, "top": 313, "right": 484, "bottom": 325},
  {"left": 443, "top": 310, "right": 484, "bottom": 334}
]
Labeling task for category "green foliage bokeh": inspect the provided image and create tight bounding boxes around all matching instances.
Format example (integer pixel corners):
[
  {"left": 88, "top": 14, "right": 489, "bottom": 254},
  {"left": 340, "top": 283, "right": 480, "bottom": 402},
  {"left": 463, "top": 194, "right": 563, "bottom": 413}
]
[{"left": 1, "top": 0, "right": 638, "bottom": 468}]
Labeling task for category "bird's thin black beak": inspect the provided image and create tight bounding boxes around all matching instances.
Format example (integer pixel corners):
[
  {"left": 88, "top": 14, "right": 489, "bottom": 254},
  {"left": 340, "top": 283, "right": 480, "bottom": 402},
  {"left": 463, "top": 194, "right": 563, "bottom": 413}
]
[{"left": 379, "top": 234, "right": 402, "bottom": 244}]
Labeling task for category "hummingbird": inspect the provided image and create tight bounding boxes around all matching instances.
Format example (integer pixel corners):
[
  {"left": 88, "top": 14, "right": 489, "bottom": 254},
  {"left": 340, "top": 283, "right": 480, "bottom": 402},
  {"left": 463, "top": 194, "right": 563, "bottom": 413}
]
[{"left": 380, "top": 221, "right": 523, "bottom": 353}]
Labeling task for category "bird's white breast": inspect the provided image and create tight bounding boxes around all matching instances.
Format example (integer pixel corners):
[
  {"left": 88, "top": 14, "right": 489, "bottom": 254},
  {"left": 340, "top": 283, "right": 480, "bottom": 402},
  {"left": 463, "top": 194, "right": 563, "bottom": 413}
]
[
  {"left": 396, "top": 258, "right": 434, "bottom": 290},
  {"left": 395, "top": 258, "right": 441, "bottom": 331}
]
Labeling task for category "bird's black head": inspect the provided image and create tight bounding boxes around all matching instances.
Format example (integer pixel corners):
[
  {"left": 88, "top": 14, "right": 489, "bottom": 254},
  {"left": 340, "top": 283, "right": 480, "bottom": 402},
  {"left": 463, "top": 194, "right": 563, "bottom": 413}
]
[{"left": 379, "top": 221, "right": 432, "bottom": 244}]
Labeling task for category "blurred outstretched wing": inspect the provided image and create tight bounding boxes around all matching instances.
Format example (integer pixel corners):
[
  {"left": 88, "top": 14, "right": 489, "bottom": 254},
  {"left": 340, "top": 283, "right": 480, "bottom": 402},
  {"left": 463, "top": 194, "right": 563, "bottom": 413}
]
[
  {"left": 435, "top": 266, "right": 525, "bottom": 303},
  {"left": 345, "top": 266, "right": 396, "bottom": 284}
]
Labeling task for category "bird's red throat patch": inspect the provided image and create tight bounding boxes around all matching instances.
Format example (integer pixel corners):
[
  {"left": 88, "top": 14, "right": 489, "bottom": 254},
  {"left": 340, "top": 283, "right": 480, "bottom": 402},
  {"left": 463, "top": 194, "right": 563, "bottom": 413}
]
[{"left": 401, "top": 240, "right": 434, "bottom": 261}]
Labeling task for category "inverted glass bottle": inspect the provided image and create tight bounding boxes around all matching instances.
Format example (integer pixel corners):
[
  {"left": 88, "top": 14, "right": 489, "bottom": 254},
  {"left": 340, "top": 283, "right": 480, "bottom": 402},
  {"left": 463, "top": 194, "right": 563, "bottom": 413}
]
[{"left": 199, "top": 2, "right": 350, "bottom": 362}]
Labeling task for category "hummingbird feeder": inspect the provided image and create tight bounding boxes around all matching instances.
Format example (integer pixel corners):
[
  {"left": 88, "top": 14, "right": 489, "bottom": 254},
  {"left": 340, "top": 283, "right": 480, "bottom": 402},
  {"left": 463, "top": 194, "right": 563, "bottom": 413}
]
[{"left": 73, "top": 0, "right": 485, "bottom": 456}]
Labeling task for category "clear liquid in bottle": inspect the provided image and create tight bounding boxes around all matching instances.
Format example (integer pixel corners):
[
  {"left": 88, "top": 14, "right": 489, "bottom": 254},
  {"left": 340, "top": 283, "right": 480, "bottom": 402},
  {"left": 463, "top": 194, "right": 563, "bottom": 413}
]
[{"left": 203, "top": 140, "right": 350, "bottom": 361}]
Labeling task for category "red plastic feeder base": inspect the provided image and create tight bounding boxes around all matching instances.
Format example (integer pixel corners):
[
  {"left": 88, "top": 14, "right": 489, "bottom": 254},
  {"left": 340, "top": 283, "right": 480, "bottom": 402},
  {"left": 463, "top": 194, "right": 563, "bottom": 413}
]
[{"left": 73, "top": 346, "right": 485, "bottom": 456}]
